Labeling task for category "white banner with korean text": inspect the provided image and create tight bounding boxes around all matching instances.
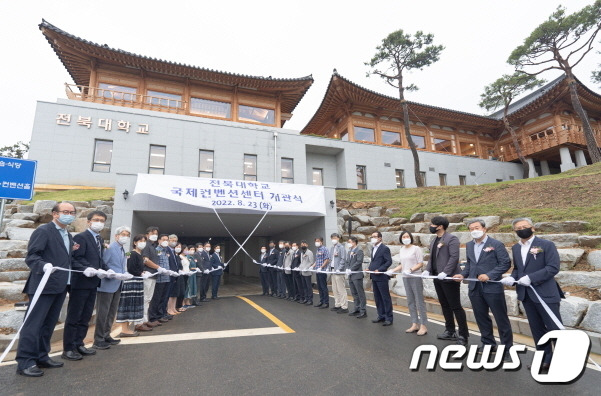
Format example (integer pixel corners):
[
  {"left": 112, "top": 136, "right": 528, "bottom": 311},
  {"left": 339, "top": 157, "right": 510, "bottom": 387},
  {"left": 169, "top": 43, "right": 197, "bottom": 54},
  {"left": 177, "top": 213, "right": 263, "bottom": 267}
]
[{"left": 133, "top": 174, "right": 326, "bottom": 215}]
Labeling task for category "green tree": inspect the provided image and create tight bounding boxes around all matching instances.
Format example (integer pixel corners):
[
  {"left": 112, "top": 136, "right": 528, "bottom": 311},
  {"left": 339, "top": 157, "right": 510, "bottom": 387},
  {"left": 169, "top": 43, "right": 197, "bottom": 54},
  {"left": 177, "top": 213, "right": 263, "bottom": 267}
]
[
  {"left": 508, "top": 1, "right": 601, "bottom": 163},
  {"left": 0, "top": 141, "right": 29, "bottom": 159},
  {"left": 479, "top": 73, "right": 546, "bottom": 179},
  {"left": 366, "top": 30, "right": 444, "bottom": 187}
]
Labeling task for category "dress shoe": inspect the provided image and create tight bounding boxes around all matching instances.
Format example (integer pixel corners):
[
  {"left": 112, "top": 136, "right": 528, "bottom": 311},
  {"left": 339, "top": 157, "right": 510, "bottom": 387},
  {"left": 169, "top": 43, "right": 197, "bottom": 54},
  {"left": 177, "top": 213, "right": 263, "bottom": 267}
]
[
  {"left": 146, "top": 321, "right": 160, "bottom": 328},
  {"left": 118, "top": 331, "right": 139, "bottom": 337},
  {"left": 330, "top": 306, "right": 340, "bottom": 311},
  {"left": 455, "top": 335, "right": 468, "bottom": 346},
  {"left": 135, "top": 324, "right": 153, "bottom": 332},
  {"left": 164, "top": 315, "right": 174, "bottom": 320},
  {"left": 77, "top": 345, "right": 97, "bottom": 355},
  {"left": 305, "top": 301, "right": 313, "bottom": 305},
  {"left": 476, "top": 345, "right": 496, "bottom": 355},
  {"left": 372, "top": 318, "right": 385, "bottom": 323},
  {"left": 405, "top": 326, "right": 419, "bottom": 333},
  {"left": 437, "top": 330, "right": 457, "bottom": 340},
  {"left": 92, "top": 341, "right": 111, "bottom": 350},
  {"left": 348, "top": 311, "right": 360, "bottom": 316},
  {"left": 106, "top": 337, "right": 121, "bottom": 345},
  {"left": 298, "top": 300, "right": 306, "bottom": 304},
  {"left": 158, "top": 318, "right": 169, "bottom": 323},
  {"left": 61, "top": 350, "right": 83, "bottom": 361},
  {"left": 212, "top": 297, "right": 220, "bottom": 300},
  {"left": 314, "top": 303, "right": 323, "bottom": 308},
  {"left": 17, "top": 365, "right": 43, "bottom": 377},
  {"left": 337, "top": 308, "right": 349, "bottom": 314},
  {"left": 382, "top": 321, "right": 393, "bottom": 326},
  {"left": 356, "top": 313, "right": 367, "bottom": 319},
  {"left": 319, "top": 305, "right": 329, "bottom": 309},
  {"left": 417, "top": 327, "right": 428, "bottom": 336},
  {"left": 37, "top": 358, "right": 64, "bottom": 368},
  {"left": 527, "top": 363, "right": 550, "bottom": 374},
  {"left": 200, "top": 298, "right": 210, "bottom": 302}
]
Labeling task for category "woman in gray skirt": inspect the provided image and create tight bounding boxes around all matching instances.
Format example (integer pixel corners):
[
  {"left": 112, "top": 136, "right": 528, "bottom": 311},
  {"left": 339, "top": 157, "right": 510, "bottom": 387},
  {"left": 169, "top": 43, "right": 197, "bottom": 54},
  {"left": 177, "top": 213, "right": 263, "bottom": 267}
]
[
  {"left": 389, "top": 231, "right": 428, "bottom": 336},
  {"left": 116, "top": 234, "right": 147, "bottom": 337}
]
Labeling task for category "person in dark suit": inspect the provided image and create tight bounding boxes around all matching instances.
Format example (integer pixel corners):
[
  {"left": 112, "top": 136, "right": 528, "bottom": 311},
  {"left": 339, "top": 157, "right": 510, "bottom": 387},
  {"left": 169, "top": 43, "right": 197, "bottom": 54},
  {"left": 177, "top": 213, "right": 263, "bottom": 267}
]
[
  {"left": 258, "top": 246, "right": 269, "bottom": 295},
  {"left": 267, "top": 241, "right": 279, "bottom": 297},
  {"left": 165, "top": 234, "right": 181, "bottom": 316},
  {"left": 276, "top": 241, "right": 287, "bottom": 298},
  {"left": 290, "top": 242, "right": 303, "bottom": 302},
  {"left": 63, "top": 210, "right": 109, "bottom": 361},
  {"left": 501, "top": 217, "right": 563, "bottom": 373},
  {"left": 16, "top": 202, "right": 77, "bottom": 377},
  {"left": 454, "top": 219, "right": 512, "bottom": 359},
  {"left": 422, "top": 216, "right": 468, "bottom": 345},
  {"left": 196, "top": 241, "right": 213, "bottom": 302},
  {"left": 368, "top": 232, "right": 393, "bottom": 326},
  {"left": 210, "top": 244, "right": 223, "bottom": 299},
  {"left": 346, "top": 237, "right": 367, "bottom": 318}
]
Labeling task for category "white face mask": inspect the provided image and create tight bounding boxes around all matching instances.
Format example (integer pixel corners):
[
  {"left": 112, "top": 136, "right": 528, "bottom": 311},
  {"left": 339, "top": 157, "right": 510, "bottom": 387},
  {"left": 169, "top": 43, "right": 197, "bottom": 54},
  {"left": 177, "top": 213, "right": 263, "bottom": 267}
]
[
  {"left": 90, "top": 221, "right": 104, "bottom": 232},
  {"left": 278, "top": 244, "right": 284, "bottom": 249},
  {"left": 471, "top": 230, "right": 485, "bottom": 239},
  {"left": 215, "top": 249, "right": 221, "bottom": 254},
  {"left": 137, "top": 242, "right": 147, "bottom": 250},
  {"left": 291, "top": 246, "right": 297, "bottom": 251},
  {"left": 401, "top": 238, "right": 411, "bottom": 245},
  {"left": 175, "top": 247, "right": 182, "bottom": 253},
  {"left": 118, "top": 236, "right": 130, "bottom": 246},
  {"left": 148, "top": 234, "right": 158, "bottom": 242},
  {"left": 315, "top": 242, "right": 322, "bottom": 247},
  {"left": 261, "top": 249, "right": 267, "bottom": 253},
  {"left": 169, "top": 241, "right": 177, "bottom": 248},
  {"left": 370, "top": 238, "right": 379, "bottom": 245},
  {"left": 331, "top": 239, "right": 338, "bottom": 245},
  {"left": 347, "top": 242, "right": 353, "bottom": 249},
  {"left": 183, "top": 250, "right": 189, "bottom": 255},
  {"left": 160, "top": 241, "right": 169, "bottom": 247},
  {"left": 205, "top": 247, "right": 211, "bottom": 252}
]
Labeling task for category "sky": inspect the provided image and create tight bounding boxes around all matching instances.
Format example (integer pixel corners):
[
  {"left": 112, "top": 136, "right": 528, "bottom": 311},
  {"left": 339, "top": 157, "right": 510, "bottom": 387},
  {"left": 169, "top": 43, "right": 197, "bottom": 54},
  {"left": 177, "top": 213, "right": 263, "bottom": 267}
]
[{"left": 0, "top": 0, "right": 600, "bottom": 148}]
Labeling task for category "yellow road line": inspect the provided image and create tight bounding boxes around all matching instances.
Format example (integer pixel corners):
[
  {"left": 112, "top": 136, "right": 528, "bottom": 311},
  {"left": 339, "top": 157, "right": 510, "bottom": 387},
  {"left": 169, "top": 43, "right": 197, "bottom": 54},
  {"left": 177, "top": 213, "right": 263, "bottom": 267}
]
[{"left": 237, "top": 296, "right": 295, "bottom": 333}]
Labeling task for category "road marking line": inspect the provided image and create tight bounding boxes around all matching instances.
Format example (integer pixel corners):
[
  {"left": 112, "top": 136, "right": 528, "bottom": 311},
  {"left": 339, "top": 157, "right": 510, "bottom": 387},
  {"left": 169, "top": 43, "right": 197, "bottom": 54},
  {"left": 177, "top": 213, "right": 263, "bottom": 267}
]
[
  {"left": 237, "top": 296, "right": 295, "bottom": 333},
  {"left": 117, "top": 327, "right": 287, "bottom": 345}
]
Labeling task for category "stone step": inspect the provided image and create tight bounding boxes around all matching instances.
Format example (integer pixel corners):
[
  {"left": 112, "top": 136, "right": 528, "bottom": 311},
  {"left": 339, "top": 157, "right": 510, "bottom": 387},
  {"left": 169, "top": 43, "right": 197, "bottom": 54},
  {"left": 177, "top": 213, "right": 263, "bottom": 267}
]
[
  {"left": 0, "top": 240, "right": 28, "bottom": 251},
  {"left": 0, "top": 258, "right": 28, "bottom": 271},
  {"left": 0, "top": 282, "right": 25, "bottom": 301},
  {"left": 0, "top": 270, "right": 29, "bottom": 282},
  {"left": 0, "top": 249, "right": 27, "bottom": 259}
]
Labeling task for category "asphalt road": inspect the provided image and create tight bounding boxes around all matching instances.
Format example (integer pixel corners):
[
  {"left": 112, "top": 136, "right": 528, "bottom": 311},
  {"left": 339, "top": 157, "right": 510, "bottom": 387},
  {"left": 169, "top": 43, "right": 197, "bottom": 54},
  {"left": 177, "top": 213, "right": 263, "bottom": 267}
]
[{"left": 1, "top": 294, "right": 599, "bottom": 396}]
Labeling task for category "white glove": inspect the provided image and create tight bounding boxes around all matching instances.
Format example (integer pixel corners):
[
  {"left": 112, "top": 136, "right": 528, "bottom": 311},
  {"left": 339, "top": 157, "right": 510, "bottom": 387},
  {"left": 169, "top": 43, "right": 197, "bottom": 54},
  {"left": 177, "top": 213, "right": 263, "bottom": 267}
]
[
  {"left": 83, "top": 267, "right": 97, "bottom": 278},
  {"left": 437, "top": 272, "right": 448, "bottom": 280},
  {"left": 218, "top": 266, "right": 223, "bottom": 270},
  {"left": 96, "top": 269, "right": 108, "bottom": 279},
  {"left": 43, "top": 263, "right": 54, "bottom": 273},
  {"left": 316, "top": 267, "right": 322, "bottom": 272},
  {"left": 203, "top": 269, "right": 210, "bottom": 274},
  {"left": 421, "top": 270, "right": 430, "bottom": 278},
  {"left": 500, "top": 276, "right": 516, "bottom": 286},
  {"left": 335, "top": 269, "right": 341, "bottom": 274},
  {"left": 156, "top": 267, "right": 167, "bottom": 274},
  {"left": 517, "top": 275, "right": 531, "bottom": 286},
  {"left": 141, "top": 272, "right": 153, "bottom": 279},
  {"left": 385, "top": 270, "right": 393, "bottom": 276},
  {"left": 345, "top": 268, "right": 352, "bottom": 276},
  {"left": 261, "top": 263, "right": 267, "bottom": 267},
  {"left": 403, "top": 270, "right": 412, "bottom": 276},
  {"left": 170, "top": 270, "right": 179, "bottom": 277},
  {"left": 106, "top": 269, "right": 116, "bottom": 279}
]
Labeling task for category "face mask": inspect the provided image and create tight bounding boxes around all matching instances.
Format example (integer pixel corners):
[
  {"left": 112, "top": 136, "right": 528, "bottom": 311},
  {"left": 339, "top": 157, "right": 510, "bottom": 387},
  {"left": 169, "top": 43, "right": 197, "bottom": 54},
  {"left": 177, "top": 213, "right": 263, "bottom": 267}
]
[
  {"left": 137, "top": 242, "right": 147, "bottom": 250},
  {"left": 401, "top": 238, "right": 411, "bottom": 245},
  {"left": 470, "top": 230, "right": 485, "bottom": 239},
  {"left": 301, "top": 246, "right": 307, "bottom": 251},
  {"left": 331, "top": 239, "right": 338, "bottom": 245},
  {"left": 516, "top": 228, "right": 534, "bottom": 239},
  {"left": 261, "top": 249, "right": 267, "bottom": 253},
  {"left": 370, "top": 238, "right": 379, "bottom": 245},
  {"left": 58, "top": 214, "right": 75, "bottom": 225},
  {"left": 169, "top": 241, "right": 177, "bottom": 248},
  {"left": 315, "top": 242, "right": 321, "bottom": 247},
  {"left": 183, "top": 250, "right": 189, "bottom": 255},
  {"left": 279, "top": 244, "right": 284, "bottom": 249},
  {"left": 189, "top": 250, "right": 195, "bottom": 254},
  {"left": 215, "top": 249, "right": 221, "bottom": 254},
  {"left": 429, "top": 225, "right": 439, "bottom": 234},
  {"left": 148, "top": 234, "right": 158, "bottom": 242},
  {"left": 347, "top": 242, "right": 353, "bottom": 249},
  {"left": 205, "top": 247, "right": 211, "bottom": 252},
  {"left": 175, "top": 247, "right": 182, "bottom": 253},
  {"left": 160, "top": 241, "right": 169, "bottom": 247},
  {"left": 90, "top": 221, "right": 104, "bottom": 232},
  {"left": 291, "top": 246, "right": 297, "bottom": 251},
  {"left": 118, "top": 236, "right": 130, "bottom": 246}
]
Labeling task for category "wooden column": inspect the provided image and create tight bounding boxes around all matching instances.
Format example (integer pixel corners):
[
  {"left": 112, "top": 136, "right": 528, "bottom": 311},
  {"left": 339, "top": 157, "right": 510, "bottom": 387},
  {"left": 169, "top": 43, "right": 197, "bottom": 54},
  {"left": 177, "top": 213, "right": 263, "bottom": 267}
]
[
  {"left": 88, "top": 59, "right": 97, "bottom": 98},
  {"left": 232, "top": 86, "right": 239, "bottom": 122},
  {"left": 184, "top": 78, "right": 191, "bottom": 115},
  {"left": 275, "top": 93, "right": 282, "bottom": 128}
]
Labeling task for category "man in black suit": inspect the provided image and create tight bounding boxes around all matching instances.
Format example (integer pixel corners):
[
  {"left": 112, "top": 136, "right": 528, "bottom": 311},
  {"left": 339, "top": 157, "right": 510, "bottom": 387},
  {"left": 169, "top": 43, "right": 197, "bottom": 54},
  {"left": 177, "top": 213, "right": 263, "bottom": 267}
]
[
  {"left": 368, "top": 232, "right": 393, "bottom": 326},
  {"left": 196, "top": 241, "right": 213, "bottom": 302},
  {"left": 347, "top": 236, "right": 367, "bottom": 318},
  {"left": 62, "top": 210, "right": 108, "bottom": 361},
  {"left": 454, "top": 219, "right": 512, "bottom": 359},
  {"left": 16, "top": 202, "right": 77, "bottom": 377},
  {"left": 267, "top": 241, "right": 279, "bottom": 297},
  {"left": 258, "top": 246, "right": 270, "bottom": 295}
]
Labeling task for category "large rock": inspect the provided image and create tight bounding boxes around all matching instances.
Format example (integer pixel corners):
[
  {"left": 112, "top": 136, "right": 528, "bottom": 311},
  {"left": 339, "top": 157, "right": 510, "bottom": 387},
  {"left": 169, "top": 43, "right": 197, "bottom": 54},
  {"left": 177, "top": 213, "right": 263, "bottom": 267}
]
[
  {"left": 356, "top": 226, "right": 377, "bottom": 235},
  {"left": 464, "top": 216, "right": 501, "bottom": 228},
  {"left": 0, "top": 240, "right": 28, "bottom": 251},
  {"left": 587, "top": 250, "right": 601, "bottom": 270},
  {"left": 392, "top": 278, "right": 406, "bottom": 296},
  {"left": 384, "top": 208, "right": 400, "bottom": 217},
  {"left": 337, "top": 209, "right": 351, "bottom": 220},
  {"left": 379, "top": 227, "right": 401, "bottom": 232},
  {"left": 33, "top": 200, "right": 57, "bottom": 223},
  {"left": 348, "top": 208, "right": 368, "bottom": 216},
  {"left": 389, "top": 217, "right": 408, "bottom": 226},
  {"left": 0, "top": 270, "right": 29, "bottom": 282},
  {"left": 66, "top": 201, "right": 91, "bottom": 208},
  {"left": 70, "top": 218, "right": 89, "bottom": 233},
  {"left": 350, "top": 221, "right": 360, "bottom": 231},
  {"left": 450, "top": 232, "right": 473, "bottom": 244},
  {"left": 459, "top": 283, "right": 471, "bottom": 308},
  {"left": 423, "top": 213, "right": 442, "bottom": 222},
  {"left": 578, "top": 235, "right": 601, "bottom": 248},
  {"left": 11, "top": 213, "right": 39, "bottom": 222},
  {"left": 6, "top": 227, "right": 35, "bottom": 241},
  {"left": 370, "top": 217, "right": 389, "bottom": 227},
  {"left": 442, "top": 213, "right": 470, "bottom": 223},
  {"left": 558, "top": 248, "right": 585, "bottom": 270},
  {"left": 534, "top": 221, "right": 590, "bottom": 233},
  {"left": 580, "top": 301, "right": 601, "bottom": 333},
  {"left": 446, "top": 223, "right": 465, "bottom": 232},
  {"left": 0, "top": 258, "right": 28, "bottom": 271},
  {"left": 382, "top": 232, "right": 401, "bottom": 245},
  {"left": 488, "top": 233, "right": 518, "bottom": 245},
  {"left": 414, "top": 223, "right": 429, "bottom": 233},
  {"left": 422, "top": 278, "right": 437, "bottom": 299},
  {"left": 504, "top": 290, "right": 520, "bottom": 316},
  {"left": 91, "top": 200, "right": 113, "bottom": 207},
  {"left": 416, "top": 233, "right": 436, "bottom": 248},
  {"left": 76, "top": 208, "right": 96, "bottom": 219},
  {"left": 560, "top": 296, "right": 590, "bottom": 327},
  {"left": 17, "top": 204, "right": 34, "bottom": 213},
  {"left": 95, "top": 204, "right": 113, "bottom": 215},
  {"left": 355, "top": 215, "right": 371, "bottom": 225},
  {"left": 0, "top": 282, "right": 25, "bottom": 301},
  {"left": 367, "top": 207, "right": 383, "bottom": 217},
  {"left": 6, "top": 219, "right": 35, "bottom": 228},
  {"left": 389, "top": 245, "right": 402, "bottom": 257},
  {"left": 350, "top": 234, "right": 367, "bottom": 242},
  {"left": 537, "top": 233, "right": 579, "bottom": 248},
  {"left": 400, "top": 224, "right": 416, "bottom": 233},
  {"left": 555, "top": 271, "right": 601, "bottom": 289},
  {"left": 410, "top": 213, "right": 425, "bottom": 223},
  {"left": 0, "top": 309, "right": 25, "bottom": 332}
]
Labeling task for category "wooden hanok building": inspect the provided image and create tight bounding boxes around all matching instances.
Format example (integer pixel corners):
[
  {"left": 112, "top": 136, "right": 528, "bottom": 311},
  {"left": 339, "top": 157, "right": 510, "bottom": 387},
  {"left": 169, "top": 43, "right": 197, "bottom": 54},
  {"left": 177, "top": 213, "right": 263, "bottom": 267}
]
[{"left": 301, "top": 71, "right": 601, "bottom": 176}]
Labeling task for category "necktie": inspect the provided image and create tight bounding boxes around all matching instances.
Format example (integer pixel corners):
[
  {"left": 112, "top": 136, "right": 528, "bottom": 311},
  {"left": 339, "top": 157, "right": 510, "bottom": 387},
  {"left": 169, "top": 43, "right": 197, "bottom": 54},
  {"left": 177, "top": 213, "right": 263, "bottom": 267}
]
[{"left": 96, "top": 235, "right": 102, "bottom": 256}]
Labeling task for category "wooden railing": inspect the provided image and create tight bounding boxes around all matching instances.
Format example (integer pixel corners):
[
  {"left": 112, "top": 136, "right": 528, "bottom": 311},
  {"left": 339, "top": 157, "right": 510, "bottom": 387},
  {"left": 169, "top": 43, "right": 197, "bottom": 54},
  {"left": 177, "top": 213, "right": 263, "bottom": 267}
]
[{"left": 65, "top": 84, "right": 187, "bottom": 114}]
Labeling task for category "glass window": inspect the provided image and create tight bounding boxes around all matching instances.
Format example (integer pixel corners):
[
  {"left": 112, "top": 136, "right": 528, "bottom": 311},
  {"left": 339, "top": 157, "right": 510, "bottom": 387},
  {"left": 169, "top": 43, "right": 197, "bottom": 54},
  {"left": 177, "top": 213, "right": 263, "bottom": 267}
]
[
  {"left": 199, "top": 150, "right": 214, "bottom": 178},
  {"left": 439, "top": 173, "right": 447, "bottom": 186},
  {"left": 238, "top": 105, "right": 275, "bottom": 124},
  {"left": 98, "top": 83, "right": 137, "bottom": 101},
  {"left": 382, "top": 131, "right": 402, "bottom": 146},
  {"left": 420, "top": 171, "right": 427, "bottom": 186},
  {"left": 243, "top": 154, "right": 257, "bottom": 181},
  {"left": 312, "top": 168, "right": 323, "bottom": 186},
  {"left": 191, "top": 98, "right": 231, "bottom": 118},
  {"left": 354, "top": 126, "right": 375, "bottom": 142},
  {"left": 459, "top": 175, "right": 467, "bottom": 186},
  {"left": 356, "top": 165, "right": 367, "bottom": 189},
  {"left": 149, "top": 145, "right": 166, "bottom": 174},
  {"left": 434, "top": 138, "right": 452, "bottom": 153},
  {"left": 459, "top": 141, "right": 477, "bottom": 156},
  {"left": 410, "top": 135, "right": 426, "bottom": 149},
  {"left": 281, "top": 158, "right": 294, "bottom": 183},
  {"left": 395, "top": 169, "right": 405, "bottom": 188},
  {"left": 92, "top": 139, "right": 112, "bottom": 173},
  {"left": 147, "top": 90, "right": 182, "bottom": 108}
]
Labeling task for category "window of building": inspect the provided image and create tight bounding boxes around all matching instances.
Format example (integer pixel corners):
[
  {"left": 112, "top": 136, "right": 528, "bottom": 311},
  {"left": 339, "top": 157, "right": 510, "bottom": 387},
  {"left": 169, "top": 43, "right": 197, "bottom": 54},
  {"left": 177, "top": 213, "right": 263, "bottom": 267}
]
[
  {"left": 410, "top": 135, "right": 426, "bottom": 149},
  {"left": 496, "top": 179, "right": 503, "bottom": 183},
  {"left": 238, "top": 105, "right": 275, "bottom": 124},
  {"left": 199, "top": 150, "right": 214, "bottom": 178},
  {"left": 356, "top": 165, "right": 367, "bottom": 189},
  {"left": 243, "top": 154, "right": 257, "bottom": 181},
  {"left": 146, "top": 90, "right": 182, "bottom": 108},
  {"left": 420, "top": 171, "right": 427, "bottom": 186},
  {"left": 312, "top": 168, "right": 323, "bottom": 185},
  {"left": 434, "top": 138, "right": 452, "bottom": 153},
  {"left": 354, "top": 127, "right": 375, "bottom": 142},
  {"left": 148, "top": 145, "right": 166, "bottom": 174},
  {"left": 439, "top": 173, "right": 447, "bottom": 186},
  {"left": 459, "top": 175, "right": 467, "bottom": 185},
  {"left": 459, "top": 141, "right": 477, "bottom": 156},
  {"left": 281, "top": 158, "right": 294, "bottom": 183},
  {"left": 509, "top": 175, "right": 515, "bottom": 180},
  {"left": 92, "top": 139, "right": 113, "bottom": 173},
  {"left": 395, "top": 169, "right": 405, "bottom": 188},
  {"left": 382, "top": 131, "right": 402, "bottom": 146},
  {"left": 98, "top": 83, "right": 137, "bottom": 101},
  {"left": 191, "top": 98, "right": 231, "bottom": 118}
]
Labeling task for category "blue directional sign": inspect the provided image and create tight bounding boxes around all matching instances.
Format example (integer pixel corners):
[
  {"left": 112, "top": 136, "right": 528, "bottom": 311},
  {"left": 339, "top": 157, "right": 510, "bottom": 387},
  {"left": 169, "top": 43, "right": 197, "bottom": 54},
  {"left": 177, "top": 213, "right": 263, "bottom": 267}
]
[{"left": 0, "top": 156, "right": 37, "bottom": 200}]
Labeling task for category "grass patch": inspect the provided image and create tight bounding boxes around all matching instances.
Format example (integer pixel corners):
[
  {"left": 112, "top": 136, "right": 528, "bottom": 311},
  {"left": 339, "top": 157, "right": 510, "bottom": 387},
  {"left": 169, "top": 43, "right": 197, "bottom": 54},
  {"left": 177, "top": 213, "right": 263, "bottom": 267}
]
[{"left": 19, "top": 189, "right": 115, "bottom": 205}]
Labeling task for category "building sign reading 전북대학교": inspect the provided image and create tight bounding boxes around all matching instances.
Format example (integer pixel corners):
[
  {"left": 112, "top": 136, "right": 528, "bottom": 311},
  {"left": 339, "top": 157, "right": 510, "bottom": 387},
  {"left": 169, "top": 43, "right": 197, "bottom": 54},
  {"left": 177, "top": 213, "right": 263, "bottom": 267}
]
[
  {"left": 56, "top": 113, "right": 150, "bottom": 134},
  {"left": 0, "top": 156, "right": 37, "bottom": 200},
  {"left": 133, "top": 174, "right": 327, "bottom": 215}
]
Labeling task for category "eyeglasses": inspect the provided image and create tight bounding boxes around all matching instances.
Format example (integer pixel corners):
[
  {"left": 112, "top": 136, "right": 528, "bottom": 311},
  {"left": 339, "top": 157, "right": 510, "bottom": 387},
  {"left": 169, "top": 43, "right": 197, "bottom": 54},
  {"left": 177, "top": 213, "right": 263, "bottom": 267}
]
[{"left": 55, "top": 210, "right": 76, "bottom": 215}]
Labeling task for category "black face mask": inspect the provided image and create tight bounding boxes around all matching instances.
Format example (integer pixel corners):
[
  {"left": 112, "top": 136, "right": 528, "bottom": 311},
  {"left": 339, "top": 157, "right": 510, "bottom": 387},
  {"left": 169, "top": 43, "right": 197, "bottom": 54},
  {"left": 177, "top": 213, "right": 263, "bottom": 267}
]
[
  {"left": 429, "top": 225, "right": 439, "bottom": 234},
  {"left": 301, "top": 246, "right": 307, "bottom": 251},
  {"left": 516, "top": 228, "right": 534, "bottom": 239},
  {"left": 285, "top": 247, "right": 290, "bottom": 252}
]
